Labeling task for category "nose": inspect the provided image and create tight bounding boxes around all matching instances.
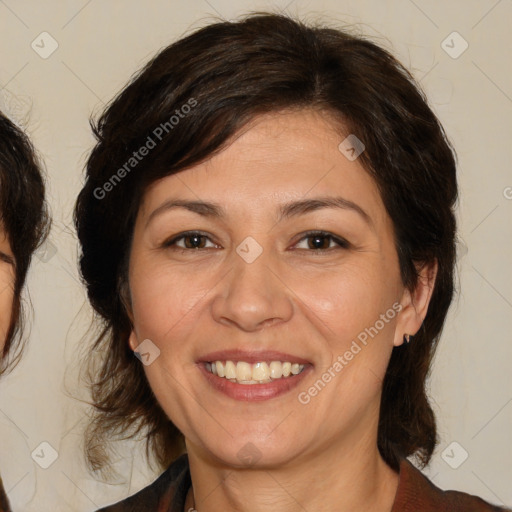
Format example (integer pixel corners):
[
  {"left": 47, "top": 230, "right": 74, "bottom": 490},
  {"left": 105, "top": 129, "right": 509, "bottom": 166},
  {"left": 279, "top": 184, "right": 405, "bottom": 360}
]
[{"left": 211, "top": 247, "right": 294, "bottom": 332}]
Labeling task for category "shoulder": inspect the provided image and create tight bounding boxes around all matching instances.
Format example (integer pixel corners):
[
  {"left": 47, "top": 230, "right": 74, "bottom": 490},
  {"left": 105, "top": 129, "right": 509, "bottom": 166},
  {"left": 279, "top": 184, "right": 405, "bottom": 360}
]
[
  {"left": 393, "top": 457, "right": 510, "bottom": 512},
  {"left": 96, "top": 454, "right": 190, "bottom": 512}
]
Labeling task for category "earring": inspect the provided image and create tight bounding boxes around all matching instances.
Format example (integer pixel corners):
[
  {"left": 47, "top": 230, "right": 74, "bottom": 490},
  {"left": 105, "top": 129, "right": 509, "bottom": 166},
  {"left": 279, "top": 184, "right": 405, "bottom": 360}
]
[{"left": 404, "top": 334, "right": 411, "bottom": 344}]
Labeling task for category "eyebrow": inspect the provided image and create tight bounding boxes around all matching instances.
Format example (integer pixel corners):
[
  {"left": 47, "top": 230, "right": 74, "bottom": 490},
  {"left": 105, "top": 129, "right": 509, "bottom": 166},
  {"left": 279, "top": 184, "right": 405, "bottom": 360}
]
[
  {"left": 146, "top": 196, "right": 372, "bottom": 228},
  {"left": 0, "top": 251, "right": 14, "bottom": 265}
]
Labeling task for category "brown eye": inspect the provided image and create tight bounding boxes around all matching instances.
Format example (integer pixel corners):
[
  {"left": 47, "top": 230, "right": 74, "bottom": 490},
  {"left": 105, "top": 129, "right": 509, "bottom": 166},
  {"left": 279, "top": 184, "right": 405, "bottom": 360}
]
[
  {"left": 162, "top": 231, "right": 217, "bottom": 250},
  {"left": 0, "top": 251, "right": 14, "bottom": 265},
  {"left": 307, "top": 234, "right": 331, "bottom": 250},
  {"left": 294, "top": 231, "right": 349, "bottom": 252},
  {"left": 182, "top": 234, "right": 207, "bottom": 249}
]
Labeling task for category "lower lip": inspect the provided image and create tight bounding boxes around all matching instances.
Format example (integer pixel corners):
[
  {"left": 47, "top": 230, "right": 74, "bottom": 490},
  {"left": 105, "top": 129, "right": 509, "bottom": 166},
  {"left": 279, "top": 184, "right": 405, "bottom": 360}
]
[{"left": 198, "top": 363, "right": 312, "bottom": 401}]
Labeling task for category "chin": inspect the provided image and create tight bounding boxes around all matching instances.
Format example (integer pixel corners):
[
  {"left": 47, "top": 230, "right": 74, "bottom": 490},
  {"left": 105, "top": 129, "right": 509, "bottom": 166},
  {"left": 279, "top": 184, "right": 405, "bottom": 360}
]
[{"left": 197, "top": 430, "right": 304, "bottom": 469}]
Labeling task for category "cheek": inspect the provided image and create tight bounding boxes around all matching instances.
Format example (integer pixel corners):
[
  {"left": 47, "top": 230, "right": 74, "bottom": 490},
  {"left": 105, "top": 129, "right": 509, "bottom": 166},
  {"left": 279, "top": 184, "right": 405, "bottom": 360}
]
[
  {"left": 297, "top": 271, "right": 397, "bottom": 403},
  {"left": 129, "top": 263, "right": 213, "bottom": 350},
  {"left": 291, "top": 262, "right": 400, "bottom": 401},
  {"left": 291, "top": 261, "right": 397, "bottom": 340}
]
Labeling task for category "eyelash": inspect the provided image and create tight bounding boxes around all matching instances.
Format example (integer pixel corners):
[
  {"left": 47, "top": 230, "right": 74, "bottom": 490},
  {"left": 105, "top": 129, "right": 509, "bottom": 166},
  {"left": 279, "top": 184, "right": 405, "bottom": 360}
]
[
  {"left": 161, "top": 230, "right": 350, "bottom": 254},
  {"left": 0, "top": 252, "right": 14, "bottom": 265}
]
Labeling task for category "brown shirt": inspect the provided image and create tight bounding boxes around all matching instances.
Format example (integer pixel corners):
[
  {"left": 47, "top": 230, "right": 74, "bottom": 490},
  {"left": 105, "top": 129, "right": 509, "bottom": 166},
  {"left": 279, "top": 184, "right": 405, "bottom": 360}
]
[
  {"left": 0, "top": 476, "right": 12, "bottom": 512},
  {"left": 97, "top": 454, "right": 510, "bottom": 512}
]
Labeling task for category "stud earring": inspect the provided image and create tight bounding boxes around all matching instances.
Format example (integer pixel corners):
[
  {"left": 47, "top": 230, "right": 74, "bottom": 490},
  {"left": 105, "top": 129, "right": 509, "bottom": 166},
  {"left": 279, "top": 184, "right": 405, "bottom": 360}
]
[{"left": 404, "top": 334, "right": 411, "bottom": 344}]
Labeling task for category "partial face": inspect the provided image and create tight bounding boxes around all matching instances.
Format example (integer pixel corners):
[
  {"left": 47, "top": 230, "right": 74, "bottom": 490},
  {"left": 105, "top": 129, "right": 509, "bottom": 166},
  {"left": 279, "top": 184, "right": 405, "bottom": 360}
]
[
  {"left": 127, "top": 109, "right": 426, "bottom": 468},
  {"left": 0, "top": 227, "right": 15, "bottom": 353}
]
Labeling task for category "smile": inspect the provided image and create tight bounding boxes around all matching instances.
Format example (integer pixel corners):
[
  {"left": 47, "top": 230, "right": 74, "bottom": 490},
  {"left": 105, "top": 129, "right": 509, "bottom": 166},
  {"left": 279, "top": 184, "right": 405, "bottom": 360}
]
[{"left": 205, "top": 360, "right": 305, "bottom": 384}]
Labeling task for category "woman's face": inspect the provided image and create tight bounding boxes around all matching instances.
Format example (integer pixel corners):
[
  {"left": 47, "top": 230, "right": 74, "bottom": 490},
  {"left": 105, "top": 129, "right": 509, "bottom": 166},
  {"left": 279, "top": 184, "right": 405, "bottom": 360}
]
[
  {"left": 127, "top": 109, "right": 432, "bottom": 468},
  {"left": 0, "top": 227, "right": 15, "bottom": 352}
]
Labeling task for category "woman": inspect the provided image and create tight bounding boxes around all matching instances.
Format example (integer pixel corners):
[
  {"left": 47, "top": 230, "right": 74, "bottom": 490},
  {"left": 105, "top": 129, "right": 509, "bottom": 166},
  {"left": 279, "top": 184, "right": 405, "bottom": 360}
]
[
  {"left": 75, "top": 13, "right": 510, "bottom": 512},
  {"left": 0, "top": 112, "right": 49, "bottom": 511}
]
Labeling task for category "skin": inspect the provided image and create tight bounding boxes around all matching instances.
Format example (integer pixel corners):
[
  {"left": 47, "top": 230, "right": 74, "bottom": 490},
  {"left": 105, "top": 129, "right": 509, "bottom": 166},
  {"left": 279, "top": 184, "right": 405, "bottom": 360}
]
[
  {"left": 127, "top": 108, "right": 437, "bottom": 512},
  {"left": 0, "top": 227, "right": 15, "bottom": 353}
]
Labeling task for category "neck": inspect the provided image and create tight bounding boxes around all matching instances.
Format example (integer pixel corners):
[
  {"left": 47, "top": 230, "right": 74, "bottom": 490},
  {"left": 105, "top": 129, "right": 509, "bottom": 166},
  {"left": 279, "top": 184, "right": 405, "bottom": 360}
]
[{"left": 185, "top": 431, "right": 399, "bottom": 512}]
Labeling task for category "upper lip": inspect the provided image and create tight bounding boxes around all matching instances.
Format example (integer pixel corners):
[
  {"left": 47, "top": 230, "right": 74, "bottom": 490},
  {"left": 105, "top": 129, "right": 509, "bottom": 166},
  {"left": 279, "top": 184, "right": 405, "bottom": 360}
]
[{"left": 198, "top": 349, "right": 311, "bottom": 365}]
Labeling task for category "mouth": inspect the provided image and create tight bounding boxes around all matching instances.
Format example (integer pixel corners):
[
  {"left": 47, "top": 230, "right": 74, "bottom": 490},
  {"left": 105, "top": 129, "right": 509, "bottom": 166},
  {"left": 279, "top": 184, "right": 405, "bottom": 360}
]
[
  {"left": 198, "top": 350, "right": 312, "bottom": 401},
  {"left": 204, "top": 360, "right": 306, "bottom": 385}
]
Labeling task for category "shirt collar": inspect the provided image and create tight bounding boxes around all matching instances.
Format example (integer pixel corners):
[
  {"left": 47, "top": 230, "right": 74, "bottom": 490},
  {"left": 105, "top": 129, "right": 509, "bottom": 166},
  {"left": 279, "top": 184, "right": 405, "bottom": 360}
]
[{"left": 391, "top": 457, "right": 444, "bottom": 511}]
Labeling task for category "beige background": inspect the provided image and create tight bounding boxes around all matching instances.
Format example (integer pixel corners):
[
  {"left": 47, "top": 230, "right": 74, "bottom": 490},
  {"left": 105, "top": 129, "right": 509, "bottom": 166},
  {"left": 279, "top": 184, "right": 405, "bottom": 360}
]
[{"left": 0, "top": 0, "right": 511, "bottom": 510}]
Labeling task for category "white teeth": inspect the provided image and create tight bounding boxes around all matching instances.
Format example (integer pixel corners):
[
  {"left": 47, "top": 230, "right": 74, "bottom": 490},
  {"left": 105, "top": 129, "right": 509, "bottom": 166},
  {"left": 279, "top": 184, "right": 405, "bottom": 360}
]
[
  {"left": 206, "top": 360, "right": 305, "bottom": 384},
  {"left": 269, "top": 361, "right": 282, "bottom": 379},
  {"left": 236, "top": 361, "right": 252, "bottom": 381},
  {"left": 225, "top": 360, "right": 237, "bottom": 379},
  {"left": 216, "top": 361, "right": 225, "bottom": 378},
  {"left": 252, "top": 362, "right": 269, "bottom": 381}
]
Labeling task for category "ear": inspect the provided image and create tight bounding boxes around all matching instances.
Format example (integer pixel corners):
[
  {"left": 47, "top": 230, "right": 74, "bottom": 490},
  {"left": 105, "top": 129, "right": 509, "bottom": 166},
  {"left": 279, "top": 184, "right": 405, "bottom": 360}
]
[
  {"left": 128, "top": 330, "right": 139, "bottom": 352},
  {"left": 119, "top": 278, "right": 138, "bottom": 351},
  {"left": 394, "top": 259, "right": 438, "bottom": 347}
]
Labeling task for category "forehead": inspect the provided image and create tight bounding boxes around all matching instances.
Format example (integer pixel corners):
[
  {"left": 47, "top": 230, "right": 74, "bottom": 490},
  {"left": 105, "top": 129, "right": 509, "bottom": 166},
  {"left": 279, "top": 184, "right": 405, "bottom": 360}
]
[{"left": 139, "top": 109, "right": 385, "bottom": 221}]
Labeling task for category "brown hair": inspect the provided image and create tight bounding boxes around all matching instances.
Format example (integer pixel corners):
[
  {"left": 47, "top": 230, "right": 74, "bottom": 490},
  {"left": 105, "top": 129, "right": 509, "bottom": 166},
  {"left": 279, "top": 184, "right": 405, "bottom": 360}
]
[
  {"left": 0, "top": 111, "right": 50, "bottom": 374},
  {"left": 74, "top": 12, "right": 457, "bottom": 472}
]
